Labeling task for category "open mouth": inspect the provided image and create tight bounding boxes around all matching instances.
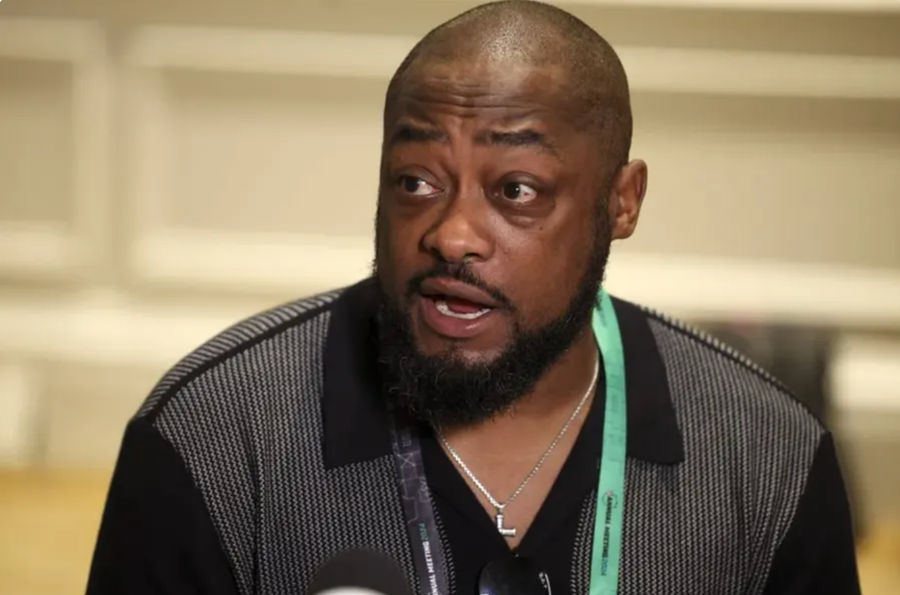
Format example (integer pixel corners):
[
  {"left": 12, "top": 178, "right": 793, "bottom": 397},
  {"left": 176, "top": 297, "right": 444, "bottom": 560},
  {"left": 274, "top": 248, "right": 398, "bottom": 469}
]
[
  {"left": 416, "top": 277, "right": 503, "bottom": 338},
  {"left": 432, "top": 295, "right": 494, "bottom": 320}
]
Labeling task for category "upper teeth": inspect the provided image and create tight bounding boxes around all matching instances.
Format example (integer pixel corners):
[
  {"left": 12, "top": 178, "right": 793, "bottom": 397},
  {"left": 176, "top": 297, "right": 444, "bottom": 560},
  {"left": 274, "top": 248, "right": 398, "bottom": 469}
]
[{"left": 435, "top": 300, "right": 491, "bottom": 320}]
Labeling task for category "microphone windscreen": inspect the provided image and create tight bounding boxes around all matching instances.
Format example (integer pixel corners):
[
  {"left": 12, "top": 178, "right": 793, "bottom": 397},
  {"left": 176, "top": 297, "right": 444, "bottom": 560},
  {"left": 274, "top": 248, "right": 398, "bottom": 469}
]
[{"left": 309, "top": 549, "right": 412, "bottom": 595}]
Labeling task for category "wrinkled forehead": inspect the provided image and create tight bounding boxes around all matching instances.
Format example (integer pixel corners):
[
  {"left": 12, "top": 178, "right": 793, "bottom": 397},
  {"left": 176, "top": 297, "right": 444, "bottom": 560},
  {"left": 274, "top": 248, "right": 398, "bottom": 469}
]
[{"left": 385, "top": 59, "right": 588, "bottom": 135}]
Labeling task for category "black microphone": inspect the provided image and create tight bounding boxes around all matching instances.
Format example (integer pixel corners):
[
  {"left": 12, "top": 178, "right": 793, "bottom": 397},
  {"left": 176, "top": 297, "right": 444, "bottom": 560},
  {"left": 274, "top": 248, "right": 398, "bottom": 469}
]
[{"left": 308, "top": 549, "right": 412, "bottom": 595}]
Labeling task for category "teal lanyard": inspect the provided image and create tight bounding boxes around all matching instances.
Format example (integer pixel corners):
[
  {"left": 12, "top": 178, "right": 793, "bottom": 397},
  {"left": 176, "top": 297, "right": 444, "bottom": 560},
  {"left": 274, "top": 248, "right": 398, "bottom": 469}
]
[{"left": 589, "top": 290, "right": 627, "bottom": 595}]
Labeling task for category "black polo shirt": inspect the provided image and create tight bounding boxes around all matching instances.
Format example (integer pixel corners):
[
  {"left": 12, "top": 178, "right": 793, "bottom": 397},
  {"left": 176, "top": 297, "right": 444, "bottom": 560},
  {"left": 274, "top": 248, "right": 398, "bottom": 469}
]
[{"left": 88, "top": 278, "right": 860, "bottom": 594}]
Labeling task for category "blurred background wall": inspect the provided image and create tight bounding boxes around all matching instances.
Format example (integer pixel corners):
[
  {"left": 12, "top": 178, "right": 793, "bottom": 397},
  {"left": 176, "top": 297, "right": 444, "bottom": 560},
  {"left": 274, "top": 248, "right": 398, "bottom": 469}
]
[{"left": 0, "top": 0, "right": 898, "bottom": 592}]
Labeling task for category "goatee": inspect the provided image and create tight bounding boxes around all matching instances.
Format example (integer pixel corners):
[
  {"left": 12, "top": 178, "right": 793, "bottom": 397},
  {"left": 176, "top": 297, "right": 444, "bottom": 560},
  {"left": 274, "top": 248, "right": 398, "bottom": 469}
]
[{"left": 375, "top": 232, "right": 609, "bottom": 428}]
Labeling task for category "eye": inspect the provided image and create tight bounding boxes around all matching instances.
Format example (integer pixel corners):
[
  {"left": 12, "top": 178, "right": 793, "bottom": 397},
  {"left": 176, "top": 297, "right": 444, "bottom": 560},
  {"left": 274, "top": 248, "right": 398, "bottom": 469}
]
[
  {"left": 501, "top": 181, "right": 538, "bottom": 202},
  {"left": 397, "top": 175, "right": 439, "bottom": 197}
]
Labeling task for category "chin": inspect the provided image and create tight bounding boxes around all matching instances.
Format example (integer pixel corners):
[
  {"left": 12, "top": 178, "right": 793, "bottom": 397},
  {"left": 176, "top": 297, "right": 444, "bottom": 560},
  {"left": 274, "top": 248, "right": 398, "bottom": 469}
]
[
  {"left": 412, "top": 334, "right": 506, "bottom": 364},
  {"left": 410, "top": 314, "right": 510, "bottom": 364}
]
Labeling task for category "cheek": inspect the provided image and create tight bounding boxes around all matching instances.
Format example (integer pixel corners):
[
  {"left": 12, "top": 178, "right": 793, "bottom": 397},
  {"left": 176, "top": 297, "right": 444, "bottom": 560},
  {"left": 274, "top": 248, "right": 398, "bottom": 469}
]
[
  {"left": 500, "top": 220, "right": 593, "bottom": 327},
  {"left": 375, "top": 210, "right": 402, "bottom": 285},
  {"left": 376, "top": 208, "right": 426, "bottom": 296}
]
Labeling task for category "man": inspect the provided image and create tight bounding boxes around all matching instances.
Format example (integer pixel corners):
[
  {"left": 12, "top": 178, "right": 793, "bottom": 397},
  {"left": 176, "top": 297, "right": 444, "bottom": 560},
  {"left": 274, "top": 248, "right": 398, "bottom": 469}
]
[{"left": 88, "top": 2, "right": 860, "bottom": 593}]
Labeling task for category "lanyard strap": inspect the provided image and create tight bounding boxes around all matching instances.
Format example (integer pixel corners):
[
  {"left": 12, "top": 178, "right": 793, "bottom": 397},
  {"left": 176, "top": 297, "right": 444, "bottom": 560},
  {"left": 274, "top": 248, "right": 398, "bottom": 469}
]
[
  {"left": 388, "top": 414, "right": 451, "bottom": 595},
  {"left": 388, "top": 290, "right": 627, "bottom": 595},
  {"left": 589, "top": 290, "right": 627, "bottom": 595}
]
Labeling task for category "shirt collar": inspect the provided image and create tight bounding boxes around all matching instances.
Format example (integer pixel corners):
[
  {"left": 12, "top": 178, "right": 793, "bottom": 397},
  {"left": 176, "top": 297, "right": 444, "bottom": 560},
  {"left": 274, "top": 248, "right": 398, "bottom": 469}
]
[{"left": 322, "top": 277, "right": 684, "bottom": 469}]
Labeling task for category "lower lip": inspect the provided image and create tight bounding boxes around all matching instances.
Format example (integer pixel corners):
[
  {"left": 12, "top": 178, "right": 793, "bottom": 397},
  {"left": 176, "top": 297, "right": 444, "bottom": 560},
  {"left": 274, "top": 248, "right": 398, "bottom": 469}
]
[{"left": 417, "top": 295, "right": 498, "bottom": 339}]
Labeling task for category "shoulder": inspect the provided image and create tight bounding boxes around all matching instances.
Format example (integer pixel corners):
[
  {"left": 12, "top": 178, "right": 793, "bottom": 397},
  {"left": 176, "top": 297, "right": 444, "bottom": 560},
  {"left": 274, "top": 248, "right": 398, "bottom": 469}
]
[
  {"left": 614, "top": 303, "right": 853, "bottom": 591},
  {"left": 634, "top": 304, "right": 831, "bottom": 569},
  {"left": 638, "top": 304, "right": 825, "bottom": 456},
  {"left": 135, "top": 288, "right": 344, "bottom": 424}
]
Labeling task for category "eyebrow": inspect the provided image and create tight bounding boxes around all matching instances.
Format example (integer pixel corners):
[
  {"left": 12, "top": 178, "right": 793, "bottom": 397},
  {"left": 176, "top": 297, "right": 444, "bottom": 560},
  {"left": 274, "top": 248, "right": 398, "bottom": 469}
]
[
  {"left": 388, "top": 124, "right": 448, "bottom": 147},
  {"left": 387, "top": 123, "right": 560, "bottom": 159},
  {"left": 477, "top": 129, "right": 559, "bottom": 158}
]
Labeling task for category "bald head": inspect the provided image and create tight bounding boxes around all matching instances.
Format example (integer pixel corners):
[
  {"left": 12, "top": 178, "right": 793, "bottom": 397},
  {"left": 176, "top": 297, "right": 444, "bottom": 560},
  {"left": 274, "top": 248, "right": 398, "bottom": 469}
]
[
  {"left": 375, "top": 2, "right": 649, "bottom": 424},
  {"left": 385, "top": 0, "right": 632, "bottom": 167}
]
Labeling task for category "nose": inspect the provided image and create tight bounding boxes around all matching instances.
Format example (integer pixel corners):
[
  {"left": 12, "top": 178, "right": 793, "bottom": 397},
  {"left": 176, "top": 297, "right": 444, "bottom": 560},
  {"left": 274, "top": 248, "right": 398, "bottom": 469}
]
[{"left": 421, "top": 184, "right": 494, "bottom": 265}]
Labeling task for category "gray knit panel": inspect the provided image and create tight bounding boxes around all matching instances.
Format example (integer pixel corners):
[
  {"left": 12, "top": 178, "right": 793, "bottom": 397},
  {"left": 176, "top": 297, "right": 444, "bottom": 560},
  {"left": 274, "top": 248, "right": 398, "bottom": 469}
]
[
  {"left": 152, "top": 309, "right": 416, "bottom": 595},
  {"left": 136, "top": 290, "right": 339, "bottom": 418},
  {"left": 571, "top": 318, "right": 823, "bottom": 595},
  {"left": 570, "top": 490, "right": 597, "bottom": 595}
]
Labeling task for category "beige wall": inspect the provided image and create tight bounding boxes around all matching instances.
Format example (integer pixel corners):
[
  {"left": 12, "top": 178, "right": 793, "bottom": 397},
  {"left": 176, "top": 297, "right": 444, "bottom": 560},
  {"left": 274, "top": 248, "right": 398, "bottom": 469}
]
[{"left": 0, "top": 0, "right": 898, "bottom": 523}]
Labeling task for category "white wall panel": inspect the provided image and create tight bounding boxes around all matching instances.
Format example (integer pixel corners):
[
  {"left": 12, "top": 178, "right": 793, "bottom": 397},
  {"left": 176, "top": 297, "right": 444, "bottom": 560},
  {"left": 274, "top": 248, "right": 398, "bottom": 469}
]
[
  {"left": 41, "top": 363, "right": 161, "bottom": 467},
  {"left": 0, "top": 19, "right": 110, "bottom": 281},
  {"left": 0, "top": 361, "right": 38, "bottom": 467},
  {"left": 564, "top": 0, "right": 900, "bottom": 12},
  {"left": 124, "top": 28, "right": 395, "bottom": 292},
  {"left": 0, "top": 59, "right": 73, "bottom": 224},
  {"left": 163, "top": 71, "right": 382, "bottom": 236},
  {"left": 626, "top": 93, "right": 900, "bottom": 268}
]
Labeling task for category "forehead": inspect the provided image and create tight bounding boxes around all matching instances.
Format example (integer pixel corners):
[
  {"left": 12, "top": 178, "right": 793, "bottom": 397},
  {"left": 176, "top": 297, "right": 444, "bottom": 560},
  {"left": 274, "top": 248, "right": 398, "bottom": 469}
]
[{"left": 386, "top": 60, "right": 587, "bottom": 136}]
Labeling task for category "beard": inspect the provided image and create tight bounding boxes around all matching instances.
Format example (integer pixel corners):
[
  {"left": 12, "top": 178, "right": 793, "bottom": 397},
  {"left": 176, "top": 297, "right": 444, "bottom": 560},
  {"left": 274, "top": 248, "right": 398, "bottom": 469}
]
[{"left": 374, "top": 209, "right": 611, "bottom": 428}]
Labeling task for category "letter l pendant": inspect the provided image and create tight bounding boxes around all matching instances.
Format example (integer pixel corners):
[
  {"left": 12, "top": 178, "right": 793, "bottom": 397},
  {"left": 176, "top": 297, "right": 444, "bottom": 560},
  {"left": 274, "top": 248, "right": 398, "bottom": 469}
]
[{"left": 495, "top": 509, "right": 516, "bottom": 538}]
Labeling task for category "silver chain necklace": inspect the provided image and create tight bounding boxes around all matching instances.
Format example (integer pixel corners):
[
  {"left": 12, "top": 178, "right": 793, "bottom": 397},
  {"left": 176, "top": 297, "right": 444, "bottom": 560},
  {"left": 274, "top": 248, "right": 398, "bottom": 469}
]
[{"left": 437, "top": 355, "right": 599, "bottom": 539}]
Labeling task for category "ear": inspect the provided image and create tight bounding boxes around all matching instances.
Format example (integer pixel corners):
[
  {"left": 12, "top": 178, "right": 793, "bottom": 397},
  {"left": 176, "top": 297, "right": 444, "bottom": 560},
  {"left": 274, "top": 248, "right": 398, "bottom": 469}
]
[{"left": 607, "top": 159, "right": 648, "bottom": 240}]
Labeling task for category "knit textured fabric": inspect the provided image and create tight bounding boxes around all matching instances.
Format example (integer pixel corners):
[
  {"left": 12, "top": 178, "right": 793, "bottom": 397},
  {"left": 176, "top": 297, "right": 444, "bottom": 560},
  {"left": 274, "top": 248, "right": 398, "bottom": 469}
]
[{"left": 136, "top": 288, "right": 823, "bottom": 595}]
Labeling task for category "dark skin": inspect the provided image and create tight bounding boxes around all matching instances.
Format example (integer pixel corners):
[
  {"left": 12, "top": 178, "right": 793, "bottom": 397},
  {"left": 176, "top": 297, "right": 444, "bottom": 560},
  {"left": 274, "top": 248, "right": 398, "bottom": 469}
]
[{"left": 377, "top": 59, "right": 647, "bottom": 547}]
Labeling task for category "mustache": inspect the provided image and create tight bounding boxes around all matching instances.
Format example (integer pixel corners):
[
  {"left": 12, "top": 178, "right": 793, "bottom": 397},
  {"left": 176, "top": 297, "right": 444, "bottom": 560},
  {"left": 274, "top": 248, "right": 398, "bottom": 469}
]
[{"left": 405, "top": 263, "right": 515, "bottom": 311}]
